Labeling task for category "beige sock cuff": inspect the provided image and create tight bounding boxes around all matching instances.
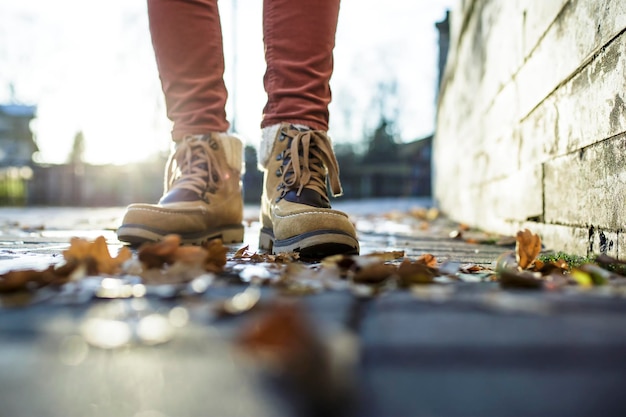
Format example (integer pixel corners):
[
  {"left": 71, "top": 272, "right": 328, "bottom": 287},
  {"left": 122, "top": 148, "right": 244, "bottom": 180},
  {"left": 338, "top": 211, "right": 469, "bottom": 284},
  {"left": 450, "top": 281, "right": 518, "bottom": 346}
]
[
  {"left": 215, "top": 133, "right": 244, "bottom": 173},
  {"left": 177, "top": 133, "right": 243, "bottom": 172},
  {"left": 259, "top": 123, "right": 310, "bottom": 169}
]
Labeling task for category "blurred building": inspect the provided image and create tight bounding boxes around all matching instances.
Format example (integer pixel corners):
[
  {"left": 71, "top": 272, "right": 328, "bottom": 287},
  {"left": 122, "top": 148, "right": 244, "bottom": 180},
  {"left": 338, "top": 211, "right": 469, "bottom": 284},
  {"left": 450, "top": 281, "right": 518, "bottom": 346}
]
[
  {"left": 0, "top": 104, "right": 37, "bottom": 205},
  {"left": 28, "top": 159, "right": 166, "bottom": 207}
]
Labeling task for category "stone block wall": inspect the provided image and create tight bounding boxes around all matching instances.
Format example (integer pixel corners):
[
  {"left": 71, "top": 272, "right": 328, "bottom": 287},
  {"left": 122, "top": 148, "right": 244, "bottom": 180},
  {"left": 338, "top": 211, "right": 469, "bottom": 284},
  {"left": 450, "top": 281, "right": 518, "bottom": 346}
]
[{"left": 434, "top": 0, "right": 626, "bottom": 258}]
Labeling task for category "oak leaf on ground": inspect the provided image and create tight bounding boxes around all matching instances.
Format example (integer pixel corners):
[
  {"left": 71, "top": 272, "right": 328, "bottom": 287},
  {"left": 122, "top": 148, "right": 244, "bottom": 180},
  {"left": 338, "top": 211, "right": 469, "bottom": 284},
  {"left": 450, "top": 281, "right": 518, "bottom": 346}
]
[{"left": 63, "top": 236, "right": 131, "bottom": 275}]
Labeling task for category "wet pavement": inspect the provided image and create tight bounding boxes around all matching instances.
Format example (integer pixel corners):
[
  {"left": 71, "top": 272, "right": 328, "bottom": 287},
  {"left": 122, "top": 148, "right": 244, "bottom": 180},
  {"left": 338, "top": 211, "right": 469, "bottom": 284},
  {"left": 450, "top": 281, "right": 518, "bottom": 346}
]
[{"left": 1, "top": 198, "right": 626, "bottom": 417}]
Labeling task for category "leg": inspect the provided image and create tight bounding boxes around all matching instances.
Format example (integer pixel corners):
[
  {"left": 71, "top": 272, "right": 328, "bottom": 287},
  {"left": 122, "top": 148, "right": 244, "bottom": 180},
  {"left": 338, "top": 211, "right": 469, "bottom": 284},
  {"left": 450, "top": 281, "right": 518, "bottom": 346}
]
[
  {"left": 148, "top": 0, "right": 229, "bottom": 137},
  {"left": 261, "top": 0, "right": 340, "bottom": 131},
  {"left": 258, "top": 0, "right": 359, "bottom": 258},
  {"left": 117, "top": 0, "right": 243, "bottom": 245}
]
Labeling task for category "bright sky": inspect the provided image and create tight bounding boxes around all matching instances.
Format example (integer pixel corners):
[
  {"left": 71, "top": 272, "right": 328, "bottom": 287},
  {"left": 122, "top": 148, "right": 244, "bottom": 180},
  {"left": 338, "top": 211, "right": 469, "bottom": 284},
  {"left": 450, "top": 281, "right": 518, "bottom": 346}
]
[{"left": 0, "top": 0, "right": 456, "bottom": 165}]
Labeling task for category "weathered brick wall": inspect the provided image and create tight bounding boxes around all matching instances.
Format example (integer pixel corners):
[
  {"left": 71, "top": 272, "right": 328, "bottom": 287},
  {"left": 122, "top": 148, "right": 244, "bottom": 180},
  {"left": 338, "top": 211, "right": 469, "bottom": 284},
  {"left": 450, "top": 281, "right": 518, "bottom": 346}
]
[{"left": 434, "top": 0, "right": 626, "bottom": 258}]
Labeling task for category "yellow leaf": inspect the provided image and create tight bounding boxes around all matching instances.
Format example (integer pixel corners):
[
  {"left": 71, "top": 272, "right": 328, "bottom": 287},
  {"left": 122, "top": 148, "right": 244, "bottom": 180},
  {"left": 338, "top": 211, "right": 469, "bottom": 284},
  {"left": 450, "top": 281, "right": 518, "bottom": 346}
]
[{"left": 570, "top": 269, "right": 593, "bottom": 287}]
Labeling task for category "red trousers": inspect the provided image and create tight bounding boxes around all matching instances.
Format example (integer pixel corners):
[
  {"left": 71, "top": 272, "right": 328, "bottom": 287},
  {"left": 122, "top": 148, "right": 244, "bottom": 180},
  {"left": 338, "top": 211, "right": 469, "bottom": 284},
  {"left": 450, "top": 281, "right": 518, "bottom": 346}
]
[{"left": 147, "top": 0, "right": 340, "bottom": 139}]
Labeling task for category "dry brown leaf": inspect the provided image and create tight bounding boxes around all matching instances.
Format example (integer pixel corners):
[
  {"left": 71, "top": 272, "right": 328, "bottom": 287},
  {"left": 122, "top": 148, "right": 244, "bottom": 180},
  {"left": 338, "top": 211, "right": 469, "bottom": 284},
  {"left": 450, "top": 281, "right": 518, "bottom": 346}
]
[
  {"left": 138, "top": 234, "right": 181, "bottom": 269},
  {"left": 353, "top": 263, "right": 396, "bottom": 284},
  {"left": 233, "top": 245, "right": 252, "bottom": 258},
  {"left": 415, "top": 253, "right": 438, "bottom": 269},
  {"left": 63, "top": 236, "right": 131, "bottom": 275},
  {"left": 202, "top": 239, "right": 228, "bottom": 272},
  {"left": 397, "top": 259, "right": 436, "bottom": 286},
  {"left": 234, "top": 247, "right": 300, "bottom": 264},
  {"left": 364, "top": 250, "right": 405, "bottom": 261},
  {"left": 174, "top": 246, "right": 208, "bottom": 265},
  {"left": 533, "top": 259, "right": 569, "bottom": 275},
  {"left": 0, "top": 261, "right": 79, "bottom": 293},
  {"left": 460, "top": 263, "right": 486, "bottom": 273},
  {"left": 515, "top": 229, "right": 542, "bottom": 270},
  {"left": 138, "top": 236, "right": 226, "bottom": 273},
  {"left": 0, "top": 269, "right": 46, "bottom": 292},
  {"left": 499, "top": 269, "right": 544, "bottom": 289},
  {"left": 237, "top": 302, "right": 322, "bottom": 365},
  {"left": 265, "top": 252, "right": 300, "bottom": 263}
]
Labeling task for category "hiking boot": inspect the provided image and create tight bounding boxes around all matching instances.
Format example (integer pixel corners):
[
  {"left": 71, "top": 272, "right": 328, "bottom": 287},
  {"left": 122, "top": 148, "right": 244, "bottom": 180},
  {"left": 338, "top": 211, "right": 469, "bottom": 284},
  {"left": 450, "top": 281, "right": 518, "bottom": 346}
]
[
  {"left": 259, "top": 123, "right": 359, "bottom": 258},
  {"left": 117, "top": 133, "right": 244, "bottom": 245}
]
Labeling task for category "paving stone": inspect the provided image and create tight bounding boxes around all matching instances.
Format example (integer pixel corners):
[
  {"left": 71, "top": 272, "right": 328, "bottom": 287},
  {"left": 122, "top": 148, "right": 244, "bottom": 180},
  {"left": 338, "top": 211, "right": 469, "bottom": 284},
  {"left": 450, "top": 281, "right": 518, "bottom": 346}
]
[{"left": 1, "top": 204, "right": 626, "bottom": 417}]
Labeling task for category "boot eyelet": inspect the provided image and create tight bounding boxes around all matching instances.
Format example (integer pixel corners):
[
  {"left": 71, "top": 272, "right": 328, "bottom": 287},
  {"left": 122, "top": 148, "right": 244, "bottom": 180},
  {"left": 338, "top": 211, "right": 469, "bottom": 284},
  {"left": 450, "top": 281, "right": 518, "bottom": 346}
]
[
  {"left": 278, "top": 133, "right": 286, "bottom": 142},
  {"left": 276, "top": 153, "right": 282, "bottom": 161},
  {"left": 275, "top": 167, "right": 283, "bottom": 176}
]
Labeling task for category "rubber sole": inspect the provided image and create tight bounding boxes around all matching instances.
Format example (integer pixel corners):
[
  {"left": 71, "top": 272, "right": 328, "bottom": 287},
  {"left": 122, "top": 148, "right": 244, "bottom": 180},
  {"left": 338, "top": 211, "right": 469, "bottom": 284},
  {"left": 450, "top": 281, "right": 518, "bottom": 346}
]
[
  {"left": 259, "top": 227, "right": 359, "bottom": 260},
  {"left": 117, "top": 224, "right": 244, "bottom": 246}
]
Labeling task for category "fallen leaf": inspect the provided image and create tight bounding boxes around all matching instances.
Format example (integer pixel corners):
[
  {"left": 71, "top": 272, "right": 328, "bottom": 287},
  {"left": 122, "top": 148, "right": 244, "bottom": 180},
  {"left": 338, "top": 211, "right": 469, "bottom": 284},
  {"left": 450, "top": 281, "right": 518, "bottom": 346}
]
[
  {"left": 63, "top": 236, "right": 131, "bottom": 275},
  {"left": 415, "top": 253, "right": 438, "bottom": 269},
  {"left": 397, "top": 259, "right": 436, "bottom": 286},
  {"left": 234, "top": 244, "right": 253, "bottom": 259},
  {"left": 232, "top": 244, "right": 299, "bottom": 264},
  {"left": 499, "top": 269, "right": 544, "bottom": 289},
  {"left": 0, "top": 269, "right": 45, "bottom": 292},
  {"left": 363, "top": 250, "right": 405, "bottom": 261},
  {"left": 171, "top": 245, "right": 207, "bottom": 264},
  {"left": 237, "top": 302, "right": 323, "bottom": 366},
  {"left": 0, "top": 261, "right": 79, "bottom": 293},
  {"left": 460, "top": 263, "right": 486, "bottom": 273},
  {"left": 202, "top": 239, "right": 228, "bottom": 272},
  {"left": 353, "top": 263, "right": 396, "bottom": 284},
  {"left": 515, "top": 229, "right": 542, "bottom": 270},
  {"left": 534, "top": 259, "right": 569, "bottom": 275},
  {"left": 265, "top": 252, "right": 300, "bottom": 263},
  {"left": 572, "top": 264, "right": 612, "bottom": 286},
  {"left": 570, "top": 268, "right": 593, "bottom": 287},
  {"left": 138, "top": 234, "right": 181, "bottom": 269},
  {"left": 237, "top": 302, "right": 357, "bottom": 416}
]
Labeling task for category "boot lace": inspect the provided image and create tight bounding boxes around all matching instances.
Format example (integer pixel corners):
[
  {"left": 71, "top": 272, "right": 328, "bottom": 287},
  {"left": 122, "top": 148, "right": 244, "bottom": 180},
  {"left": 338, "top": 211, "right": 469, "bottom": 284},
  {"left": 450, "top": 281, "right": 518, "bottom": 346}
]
[
  {"left": 165, "top": 135, "right": 222, "bottom": 200},
  {"left": 275, "top": 128, "right": 342, "bottom": 201}
]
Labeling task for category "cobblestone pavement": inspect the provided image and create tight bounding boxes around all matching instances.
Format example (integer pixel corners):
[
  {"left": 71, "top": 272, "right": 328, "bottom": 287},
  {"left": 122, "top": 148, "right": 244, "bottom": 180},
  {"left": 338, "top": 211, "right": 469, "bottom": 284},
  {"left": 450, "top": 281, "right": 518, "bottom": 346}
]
[{"left": 1, "top": 199, "right": 626, "bottom": 417}]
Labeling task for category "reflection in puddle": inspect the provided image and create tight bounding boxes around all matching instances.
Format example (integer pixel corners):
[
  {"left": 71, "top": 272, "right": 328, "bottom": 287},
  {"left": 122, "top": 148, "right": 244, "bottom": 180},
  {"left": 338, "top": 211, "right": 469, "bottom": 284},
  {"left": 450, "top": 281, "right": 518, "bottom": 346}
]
[
  {"left": 81, "top": 318, "right": 133, "bottom": 349},
  {"left": 80, "top": 300, "right": 187, "bottom": 349}
]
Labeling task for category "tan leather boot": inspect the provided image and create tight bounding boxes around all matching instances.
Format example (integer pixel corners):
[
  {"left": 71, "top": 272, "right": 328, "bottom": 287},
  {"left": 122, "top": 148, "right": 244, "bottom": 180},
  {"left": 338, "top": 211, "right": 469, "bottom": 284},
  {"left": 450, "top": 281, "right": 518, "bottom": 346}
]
[
  {"left": 117, "top": 133, "right": 244, "bottom": 245},
  {"left": 259, "top": 123, "right": 359, "bottom": 258}
]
